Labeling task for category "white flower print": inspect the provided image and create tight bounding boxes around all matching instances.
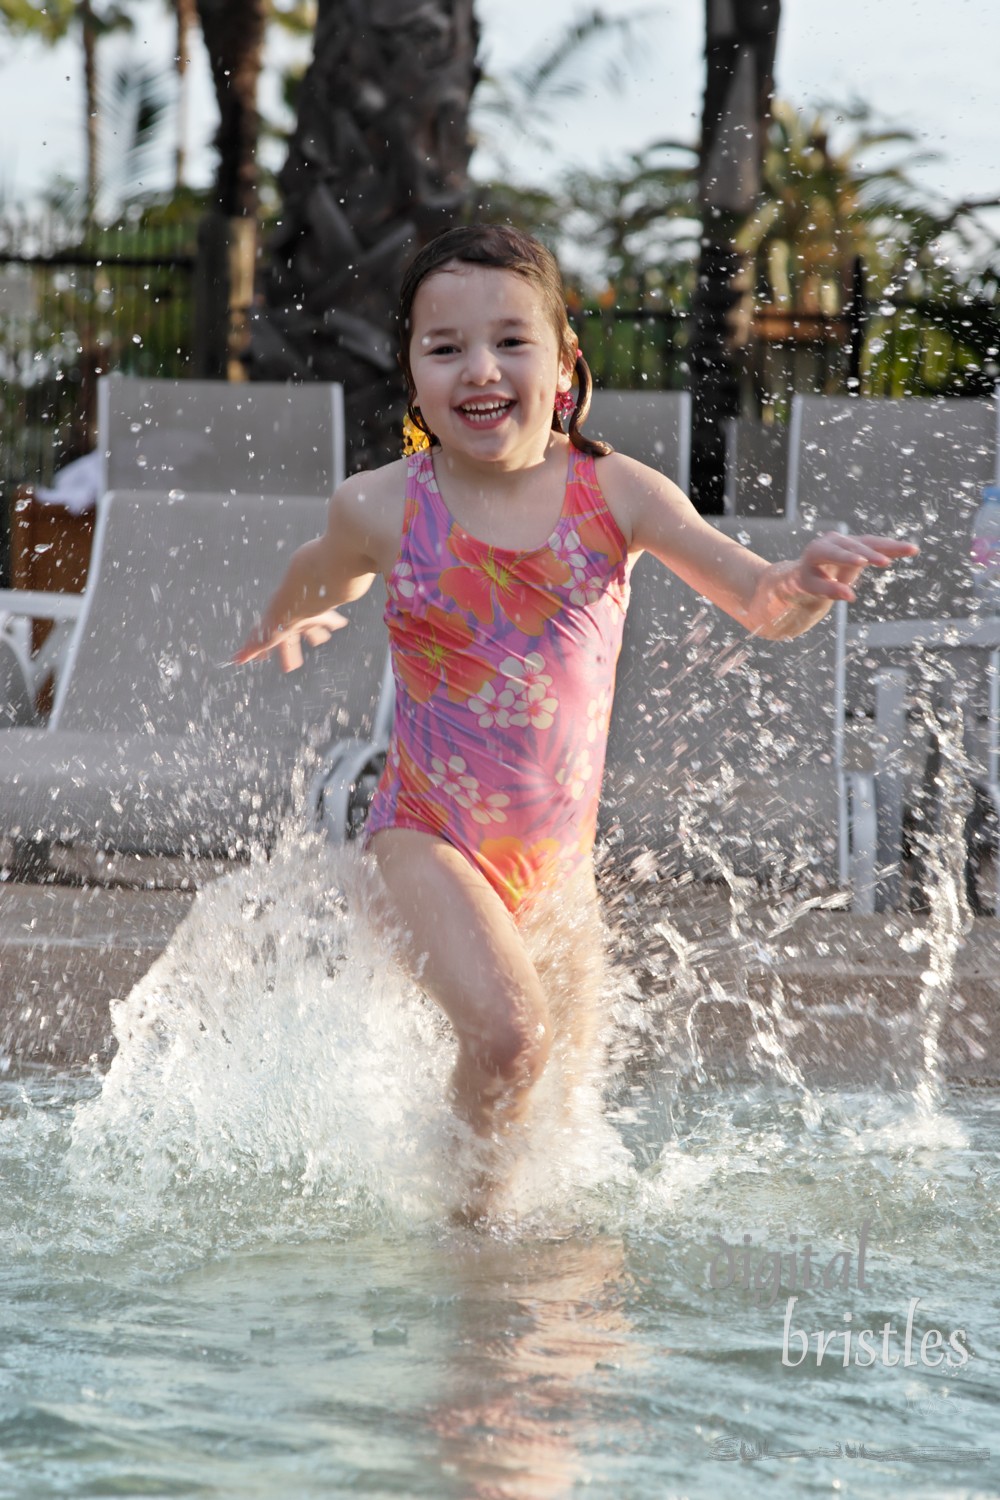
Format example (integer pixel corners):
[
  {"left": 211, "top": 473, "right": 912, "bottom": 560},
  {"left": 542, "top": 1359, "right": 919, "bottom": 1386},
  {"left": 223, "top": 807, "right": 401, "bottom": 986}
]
[
  {"left": 570, "top": 576, "right": 605, "bottom": 607},
  {"left": 427, "top": 754, "right": 510, "bottom": 825},
  {"left": 390, "top": 560, "right": 416, "bottom": 601},
  {"left": 468, "top": 680, "right": 516, "bottom": 730},
  {"left": 585, "top": 688, "right": 613, "bottom": 743},
  {"left": 550, "top": 527, "right": 603, "bottom": 607},
  {"left": 555, "top": 746, "right": 595, "bottom": 801},
  {"left": 498, "top": 652, "right": 558, "bottom": 729}
]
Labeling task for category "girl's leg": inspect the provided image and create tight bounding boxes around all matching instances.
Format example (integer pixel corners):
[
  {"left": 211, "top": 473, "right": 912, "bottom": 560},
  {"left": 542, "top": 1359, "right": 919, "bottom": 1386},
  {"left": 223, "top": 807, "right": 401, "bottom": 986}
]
[
  {"left": 522, "top": 862, "right": 608, "bottom": 1098},
  {"left": 370, "top": 828, "right": 553, "bottom": 1141}
]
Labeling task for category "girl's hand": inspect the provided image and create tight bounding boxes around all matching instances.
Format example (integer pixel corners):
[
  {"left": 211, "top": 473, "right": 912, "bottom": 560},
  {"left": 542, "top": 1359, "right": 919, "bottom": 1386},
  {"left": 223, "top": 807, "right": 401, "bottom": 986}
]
[
  {"left": 233, "top": 607, "right": 349, "bottom": 672},
  {"left": 779, "top": 532, "right": 920, "bottom": 607}
]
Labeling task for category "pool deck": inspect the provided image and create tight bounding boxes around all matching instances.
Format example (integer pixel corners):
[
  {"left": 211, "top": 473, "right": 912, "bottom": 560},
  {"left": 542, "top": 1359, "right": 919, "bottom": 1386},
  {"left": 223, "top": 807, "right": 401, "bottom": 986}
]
[{"left": 3, "top": 873, "right": 1000, "bottom": 1084}]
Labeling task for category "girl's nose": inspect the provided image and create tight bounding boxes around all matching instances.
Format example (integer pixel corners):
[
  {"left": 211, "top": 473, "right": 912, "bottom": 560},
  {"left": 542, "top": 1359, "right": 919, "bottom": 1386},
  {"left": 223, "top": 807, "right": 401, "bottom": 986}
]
[{"left": 462, "top": 344, "right": 501, "bottom": 384}]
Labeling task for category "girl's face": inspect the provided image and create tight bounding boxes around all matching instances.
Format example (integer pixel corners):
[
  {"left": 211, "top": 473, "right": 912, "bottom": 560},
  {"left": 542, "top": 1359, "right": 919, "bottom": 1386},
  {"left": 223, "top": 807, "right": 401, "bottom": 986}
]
[{"left": 407, "top": 263, "right": 574, "bottom": 467}]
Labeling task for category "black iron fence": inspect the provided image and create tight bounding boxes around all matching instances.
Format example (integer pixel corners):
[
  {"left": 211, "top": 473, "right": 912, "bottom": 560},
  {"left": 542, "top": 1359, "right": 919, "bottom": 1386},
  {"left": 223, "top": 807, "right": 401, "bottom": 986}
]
[
  {"left": 0, "top": 212, "right": 196, "bottom": 580},
  {"left": 579, "top": 299, "right": 998, "bottom": 408},
  {"left": 576, "top": 304, "right": 690, "bottom": 390}
]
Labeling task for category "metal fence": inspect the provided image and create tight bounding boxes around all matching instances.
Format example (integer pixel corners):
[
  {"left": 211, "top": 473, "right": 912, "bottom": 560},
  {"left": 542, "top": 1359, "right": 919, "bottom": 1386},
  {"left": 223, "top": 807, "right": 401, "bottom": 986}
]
[
  {"left": 0, "top": 212, "right": 196, "bottom": 581},
  {"left": 576, "top": 305, "right": 690, "bottom": 390}
]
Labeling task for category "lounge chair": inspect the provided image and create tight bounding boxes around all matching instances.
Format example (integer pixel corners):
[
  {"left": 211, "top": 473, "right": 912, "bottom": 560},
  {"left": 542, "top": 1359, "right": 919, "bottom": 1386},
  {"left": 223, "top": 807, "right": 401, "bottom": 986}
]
[
  {"left": 0, "top": 630, "right": 35, "bottom": 727},
  {"left": 786, "top": 392, "right": 999, "bottom": 895},
  {"left": 0, "top": 375, "right": 390, "bottom": 875},
  {"left": 0, "top": 487, "right": 387, "bottom": 870},
  {"left": 786, "top": 393, "right": 996, "bottom": 621},
  {"left": 587, "top": 390, "right": 692, "bottom": 490},
  {"left": 722, "top": 417, "right": 788, "bottom": 516},
  {"left": 97, "top": 374, "right": 346, "bottom": 496},
  {"left": 602, "top": 518, "right": 881, "bottom": 908}
]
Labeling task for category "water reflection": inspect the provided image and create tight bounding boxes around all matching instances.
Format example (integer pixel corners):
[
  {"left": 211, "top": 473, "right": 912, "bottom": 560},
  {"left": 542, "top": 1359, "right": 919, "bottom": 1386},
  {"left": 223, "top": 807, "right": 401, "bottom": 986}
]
[{"left": 429, "top": 1233, "right": 638, "bottom": 1499}]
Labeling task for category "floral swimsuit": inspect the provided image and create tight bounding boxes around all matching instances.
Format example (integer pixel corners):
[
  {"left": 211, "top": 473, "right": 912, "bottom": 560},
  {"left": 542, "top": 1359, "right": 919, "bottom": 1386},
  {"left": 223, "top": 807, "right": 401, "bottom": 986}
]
[{"left": 366, "top": 445, "right": 632, "bottom": 919}]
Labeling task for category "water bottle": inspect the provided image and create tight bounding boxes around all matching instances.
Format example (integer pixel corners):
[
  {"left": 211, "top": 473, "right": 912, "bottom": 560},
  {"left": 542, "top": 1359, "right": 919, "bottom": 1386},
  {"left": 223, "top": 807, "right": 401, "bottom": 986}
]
[{"left": 970, "top": 485, "right": 1000, "bottom": 614}]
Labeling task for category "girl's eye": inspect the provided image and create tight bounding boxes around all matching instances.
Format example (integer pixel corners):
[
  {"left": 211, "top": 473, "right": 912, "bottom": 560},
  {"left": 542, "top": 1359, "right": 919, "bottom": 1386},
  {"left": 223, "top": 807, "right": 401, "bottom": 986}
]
[
  {"left": 429, "top": 343, "right": 458, "bottom": 356},
  {"left": 500, "top": 337, "right": 528, "bottom": 348}
]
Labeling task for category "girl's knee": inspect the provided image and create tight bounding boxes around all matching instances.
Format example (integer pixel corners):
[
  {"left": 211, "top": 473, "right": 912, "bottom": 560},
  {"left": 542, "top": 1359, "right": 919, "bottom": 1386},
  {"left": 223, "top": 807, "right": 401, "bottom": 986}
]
[{"left": 471, "top": 1005, "right": 552, "bottom": 1089}]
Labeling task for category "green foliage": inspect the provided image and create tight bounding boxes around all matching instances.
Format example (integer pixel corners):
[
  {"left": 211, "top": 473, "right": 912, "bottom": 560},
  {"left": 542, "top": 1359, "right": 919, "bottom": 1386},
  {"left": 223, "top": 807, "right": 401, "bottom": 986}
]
[
  {"left": 559, "top": 140, "right": 698, "bottom": 299},
  {"left": 268, "top": 0, "right": 315, "bottom": 36},
  {"left": 741, "top": 98, "right": 936, "bottom": 311},
  {"left": 481, "top": 82, "right": 999, "bottom": 399},
  {"left": 0, "top": 0, "right": 132, "bottom": 42},
  {"left": 0, "top": 0, "right": 76, "bottom": 41}
]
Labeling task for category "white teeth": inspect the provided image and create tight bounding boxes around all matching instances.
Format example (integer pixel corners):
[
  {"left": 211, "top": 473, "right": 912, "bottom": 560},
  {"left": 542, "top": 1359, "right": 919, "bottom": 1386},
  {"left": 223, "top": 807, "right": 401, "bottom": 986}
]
[{"left": 460, "top": 400, "right": 512, "bottom": 419}]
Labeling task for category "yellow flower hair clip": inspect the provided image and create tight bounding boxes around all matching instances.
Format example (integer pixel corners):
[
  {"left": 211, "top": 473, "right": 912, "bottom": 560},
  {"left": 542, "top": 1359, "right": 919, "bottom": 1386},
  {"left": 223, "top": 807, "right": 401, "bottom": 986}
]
[{"left": 402, "top": 409, "right": 432, "bottom": 455}]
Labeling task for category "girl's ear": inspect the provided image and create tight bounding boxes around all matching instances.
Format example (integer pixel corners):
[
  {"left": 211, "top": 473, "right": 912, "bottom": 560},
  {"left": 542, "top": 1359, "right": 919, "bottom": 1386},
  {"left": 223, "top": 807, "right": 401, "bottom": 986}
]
[{"left": 557, "top": 344, "right": 578, "bottom": 392}]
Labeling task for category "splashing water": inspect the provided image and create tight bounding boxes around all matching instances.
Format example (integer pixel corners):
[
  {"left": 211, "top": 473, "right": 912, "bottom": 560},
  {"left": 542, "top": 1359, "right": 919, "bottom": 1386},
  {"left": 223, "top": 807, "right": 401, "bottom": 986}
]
[
  {"left": 63, "top": 834, "right": 636, "bottom": 1244},
  {"left": 2, "top": 772, "right": 998, "bottom": 1493}
]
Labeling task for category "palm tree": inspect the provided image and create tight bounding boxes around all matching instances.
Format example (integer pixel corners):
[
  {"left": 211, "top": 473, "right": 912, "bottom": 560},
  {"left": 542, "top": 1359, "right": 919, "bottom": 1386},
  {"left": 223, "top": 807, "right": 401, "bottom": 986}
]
[
  {"left": 170, "top": 0, "right": 198, "bottom": 192},
  {"left": 745, "top": 100, "right": 937, "bottom": 313},
  {"left": 0, "top": 0, "right": 133, "bottom": 223},
  {"left": 191, "top": 0, "right": 267, "bottom": 378},
  {"left": 689, "top": 0, "right": 780, "bottom": 511},
  {"left": 247, "top": 0, "right": 481, "bottom": 471}
]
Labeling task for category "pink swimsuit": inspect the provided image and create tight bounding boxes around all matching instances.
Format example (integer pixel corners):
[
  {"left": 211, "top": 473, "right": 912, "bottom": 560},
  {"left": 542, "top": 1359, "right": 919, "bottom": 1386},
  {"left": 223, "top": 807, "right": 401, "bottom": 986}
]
[{"left": 366, "top": 446, "right": 631, "bottom": 918}]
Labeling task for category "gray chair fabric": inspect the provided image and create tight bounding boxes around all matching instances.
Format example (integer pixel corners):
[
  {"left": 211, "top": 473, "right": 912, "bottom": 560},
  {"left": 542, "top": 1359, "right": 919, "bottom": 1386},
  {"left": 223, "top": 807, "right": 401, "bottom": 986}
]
[
  {"left": 0, "top": 634, "right": 36, "bottom": 727},
  {"left": 602, "top": 519, "right": 848, "bottom": 886},
  {"left": 587, "top": 390, "right": 692, "bottom": 491},
  {"left": 97, "top": 375, "right": 345, "bottom": 498},
  {"left": 723, "top": 418, "right": 788, "bottom": 516},
  {"left": 1, "top": 489, "right": 386, "bottom": 857},
  {"left": 787, "top": 393, "right": 998, "bottom": 760},
  {"left": 786, "top": 394, "right": 996, "bottom": 621}
]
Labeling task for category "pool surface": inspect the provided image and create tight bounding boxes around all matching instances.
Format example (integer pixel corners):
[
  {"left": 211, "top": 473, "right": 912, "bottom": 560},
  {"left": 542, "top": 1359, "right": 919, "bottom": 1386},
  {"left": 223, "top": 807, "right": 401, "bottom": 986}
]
[{"left": 1, "top": 846, "right": 997, "bottom": 1498}]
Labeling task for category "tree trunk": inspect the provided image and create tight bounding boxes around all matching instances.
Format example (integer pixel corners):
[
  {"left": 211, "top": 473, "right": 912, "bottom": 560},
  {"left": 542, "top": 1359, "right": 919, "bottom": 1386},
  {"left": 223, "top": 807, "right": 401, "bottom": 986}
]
[
  {"left": 80, "top": 0, "right": 99, "bottom": 223},
  {"left": 193, "top": 0, "right": 267, "bottom": 378},
  {"left": 689, "top": 0, "right": 780, "bottom": 511},
  {"left": 247, "top": 0, "right": 481, "bottom": 472},
  {"left": 174, "top": 0, "right": 198, "bottom": 191}
]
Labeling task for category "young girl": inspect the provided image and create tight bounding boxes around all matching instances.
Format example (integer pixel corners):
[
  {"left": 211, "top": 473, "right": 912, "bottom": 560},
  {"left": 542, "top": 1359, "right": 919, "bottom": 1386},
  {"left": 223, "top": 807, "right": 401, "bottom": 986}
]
[{"left": 235, "top": 224, "right": 916, "bottom": 1207}]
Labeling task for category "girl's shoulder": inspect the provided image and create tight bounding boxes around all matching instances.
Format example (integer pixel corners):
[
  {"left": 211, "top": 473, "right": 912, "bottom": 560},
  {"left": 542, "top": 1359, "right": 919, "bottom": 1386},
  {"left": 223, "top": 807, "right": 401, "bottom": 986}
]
[
  {"left": 332, "top": 456, "right": 409, "bottom": 577},
  {"left": 589, "top": 448, "right": 687, "bottom": 553},
  {"left": 337, "top": 455, "right": 409, "bottom": 507}
]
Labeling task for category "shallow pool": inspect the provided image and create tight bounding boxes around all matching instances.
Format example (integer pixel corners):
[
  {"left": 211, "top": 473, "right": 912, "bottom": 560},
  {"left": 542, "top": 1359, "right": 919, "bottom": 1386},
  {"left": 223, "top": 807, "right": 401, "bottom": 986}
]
[{"left": 2, "top": 846, "right": 997, "bottom": 1498}]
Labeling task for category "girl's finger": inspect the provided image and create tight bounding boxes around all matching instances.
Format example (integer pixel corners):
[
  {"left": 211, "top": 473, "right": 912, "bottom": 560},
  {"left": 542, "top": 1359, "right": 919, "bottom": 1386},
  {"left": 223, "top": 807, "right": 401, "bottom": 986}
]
[
  {"left": 303, "top": 625, "right": 333, "bottom": 646},
  {"left": 812, "top": 539, "right": 892, "bottom": 568},
  {"left": 798, "top": 574, "right": 856, "bottom": 602},
  {"left": 279, "top": 635, "right": 304, "bottom": 673},
  {"left": 853, "top": 536, "right": 920, "bottom": 556},
  {"left": 232, "top": 637, "right": 268, "bottom": 665}
]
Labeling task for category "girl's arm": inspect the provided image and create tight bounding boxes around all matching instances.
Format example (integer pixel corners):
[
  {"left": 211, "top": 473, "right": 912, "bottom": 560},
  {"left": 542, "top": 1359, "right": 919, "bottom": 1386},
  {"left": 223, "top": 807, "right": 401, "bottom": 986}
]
[
  {"left": 233, "top": 481, "right": 381, "bottom": 671},
  {"left": 606, "top": 455, "right": 918, "bottom": 640}
]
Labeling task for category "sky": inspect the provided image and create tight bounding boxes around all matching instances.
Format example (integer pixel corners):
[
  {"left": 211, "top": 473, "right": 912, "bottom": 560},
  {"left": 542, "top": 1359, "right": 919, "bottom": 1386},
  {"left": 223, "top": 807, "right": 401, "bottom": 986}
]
[{"left": 0, "top": 0, "right": 996, "bottom": 236}]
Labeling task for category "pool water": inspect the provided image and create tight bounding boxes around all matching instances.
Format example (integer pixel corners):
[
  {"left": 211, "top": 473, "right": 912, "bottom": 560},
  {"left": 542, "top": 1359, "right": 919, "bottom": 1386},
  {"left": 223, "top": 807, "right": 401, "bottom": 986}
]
[{"left": 1, "top": 842, "right": 997, "bottom": 1499}]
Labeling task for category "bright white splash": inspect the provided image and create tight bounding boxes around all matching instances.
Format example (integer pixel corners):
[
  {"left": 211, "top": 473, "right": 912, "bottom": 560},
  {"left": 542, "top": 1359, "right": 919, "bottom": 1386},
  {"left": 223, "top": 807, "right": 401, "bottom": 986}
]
[{"left": 67, "top": 833, "right": 634, "bottom": 1235}]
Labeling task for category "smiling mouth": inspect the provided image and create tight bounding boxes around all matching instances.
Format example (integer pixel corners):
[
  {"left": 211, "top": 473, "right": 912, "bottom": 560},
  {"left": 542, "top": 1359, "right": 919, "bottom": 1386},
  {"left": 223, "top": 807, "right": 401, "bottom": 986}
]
[{"left": 457, "top": 399, "right": 515, "bottom": 424}]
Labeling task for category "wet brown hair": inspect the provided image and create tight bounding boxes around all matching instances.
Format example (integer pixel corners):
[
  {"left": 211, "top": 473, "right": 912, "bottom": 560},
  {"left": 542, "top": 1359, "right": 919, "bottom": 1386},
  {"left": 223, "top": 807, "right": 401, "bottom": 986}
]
[{"left": 397, "top": 224, "right": 611, "bottom": 458}]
